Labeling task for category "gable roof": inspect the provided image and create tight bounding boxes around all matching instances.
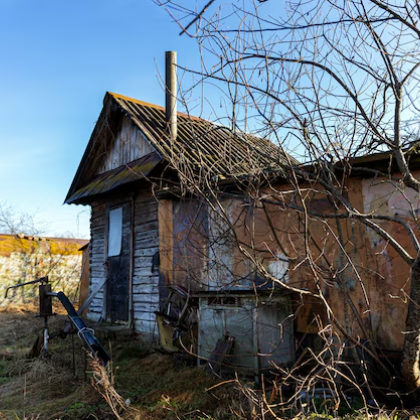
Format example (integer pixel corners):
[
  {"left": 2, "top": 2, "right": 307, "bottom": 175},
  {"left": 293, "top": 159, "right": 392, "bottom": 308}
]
[
  {"left": 65, "top": 92, "right": 295, "bottom": 204},
  {"left": 109, "top": 92, "right": 293, "bottom": 176}
]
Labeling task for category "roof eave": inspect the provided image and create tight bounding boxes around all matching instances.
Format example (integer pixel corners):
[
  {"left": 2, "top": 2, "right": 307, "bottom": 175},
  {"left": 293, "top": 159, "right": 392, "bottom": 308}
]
[{"left": 65, "top": 152, "right": 163, "bottom": 205}]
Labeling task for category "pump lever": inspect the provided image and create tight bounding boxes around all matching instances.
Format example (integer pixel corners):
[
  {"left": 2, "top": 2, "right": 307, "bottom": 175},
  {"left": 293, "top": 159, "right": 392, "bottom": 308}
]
[{"left": 4, "top": 276, "right": 48, "bottom": 299}]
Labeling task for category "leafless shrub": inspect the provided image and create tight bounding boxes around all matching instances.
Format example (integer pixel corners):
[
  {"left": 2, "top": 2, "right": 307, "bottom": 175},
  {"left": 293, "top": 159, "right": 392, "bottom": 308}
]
[{"left": 152, "top": 0, "right": 420, "bottom": 409}]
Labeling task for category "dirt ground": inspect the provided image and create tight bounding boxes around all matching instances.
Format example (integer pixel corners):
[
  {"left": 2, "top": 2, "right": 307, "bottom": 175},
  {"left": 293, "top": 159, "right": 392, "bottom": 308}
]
[{"left": 0, "top": 305, "right": 247, "bottom": 420}]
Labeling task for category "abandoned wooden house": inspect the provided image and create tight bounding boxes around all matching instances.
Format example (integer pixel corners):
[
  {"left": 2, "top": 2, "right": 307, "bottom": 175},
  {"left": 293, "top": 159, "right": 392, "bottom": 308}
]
[
  {"left": 65, "top": 54, "right": 298, "bottom": 373},
  {"left": 66, "top": 53, "right": 418, "bottom": 376}
]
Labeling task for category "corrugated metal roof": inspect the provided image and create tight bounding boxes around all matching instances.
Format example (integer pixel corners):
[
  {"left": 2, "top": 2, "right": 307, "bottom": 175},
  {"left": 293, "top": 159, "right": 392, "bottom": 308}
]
[
  {"left": 65, "top": 152, "right": 161, "bottom": 204},
  {"left": 109, "top": 92, "right": 295, "bottom": 178}
]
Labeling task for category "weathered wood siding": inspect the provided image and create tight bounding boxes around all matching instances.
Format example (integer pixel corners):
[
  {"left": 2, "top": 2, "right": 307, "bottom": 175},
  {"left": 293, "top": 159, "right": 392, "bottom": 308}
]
[
  {"left": 158, "top": 199, "right": 173, "bottom": 286},
  {"left": 78, "top": 245, "right": 90, "bottom": 315},
  {"left": 88, "top": 194, "right": 160, "bottom": 341},
  {"left": 132, "top": 193, "right": 160, "bottom": 342},
  {"left": 172, "top": 199, "right": 208, "bottom": 292},
  {"left": 98, "top": 116, "right": 155, "bottom": 174},
  {"left": 88, "top": 202, "right": 107, "bottom": 321}
]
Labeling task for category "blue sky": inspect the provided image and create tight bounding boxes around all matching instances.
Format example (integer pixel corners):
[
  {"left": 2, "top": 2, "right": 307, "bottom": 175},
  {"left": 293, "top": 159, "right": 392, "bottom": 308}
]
[{"left": 0, "top": 1, "right": 200, "bottom": 238}]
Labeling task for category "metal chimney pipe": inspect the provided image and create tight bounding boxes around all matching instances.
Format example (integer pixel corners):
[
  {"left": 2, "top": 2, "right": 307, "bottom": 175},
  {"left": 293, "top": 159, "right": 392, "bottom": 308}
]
[{"left": 165, "top": 51, "right": 177, "bottom": 141}]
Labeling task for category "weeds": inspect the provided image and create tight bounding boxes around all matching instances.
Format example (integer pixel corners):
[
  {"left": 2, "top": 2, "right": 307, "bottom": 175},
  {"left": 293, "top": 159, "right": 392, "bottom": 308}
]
[
  {"left": 3, "top": 307, "right": 420, "bottom": 419},
  {"left": 89, "top": 355, "right": 141, "bottom": 419},
  {"left": 0, "top": 308, "right": 240, "bottom": 419}
]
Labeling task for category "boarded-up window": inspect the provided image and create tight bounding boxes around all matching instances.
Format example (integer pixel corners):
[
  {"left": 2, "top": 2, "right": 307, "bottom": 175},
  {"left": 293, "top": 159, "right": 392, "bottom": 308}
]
[
  {"left": 208, "top": 200, "right": 235, "bottom": 290},
  {"left": 173, "top": 199, "right": 208, "bottom": 290},
  {"left": 108, "top": 207, "right": 123, "bottom": 257}
]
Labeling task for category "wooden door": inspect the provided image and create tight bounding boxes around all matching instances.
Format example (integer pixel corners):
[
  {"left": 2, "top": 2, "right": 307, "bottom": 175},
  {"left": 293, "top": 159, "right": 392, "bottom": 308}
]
[{"left": 106, "top": 203, "right": 131, "bottom": 322}]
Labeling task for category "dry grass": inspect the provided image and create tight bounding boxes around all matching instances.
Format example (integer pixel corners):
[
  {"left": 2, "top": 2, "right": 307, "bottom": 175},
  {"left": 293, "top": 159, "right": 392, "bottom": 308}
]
[
  {"left": 0, "top": 306, "right": 243, "bottom": 420},
  {"left": 2, "top": 306, "right": 410, "bottom": 420},
  {"left": 93, "top": 341, "right": 246, "bottom": 420},
  {"left": 0, "top": 306, "right": 107, "bottom": 419}
]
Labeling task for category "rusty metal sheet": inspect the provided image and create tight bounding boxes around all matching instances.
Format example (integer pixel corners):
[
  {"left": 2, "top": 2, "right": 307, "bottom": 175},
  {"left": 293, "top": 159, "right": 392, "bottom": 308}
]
[
  {"left": 65, "top": 152, "right": 161, "bottom": 204},
  {"left": 198, "top": 295, "right": 294, "bottom": 373}
]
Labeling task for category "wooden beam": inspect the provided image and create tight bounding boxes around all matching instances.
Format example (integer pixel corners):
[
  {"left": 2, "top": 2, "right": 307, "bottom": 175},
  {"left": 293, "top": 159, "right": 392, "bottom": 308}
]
[{"left": 158, "top": 199, "right": 173, "bottom": 285}]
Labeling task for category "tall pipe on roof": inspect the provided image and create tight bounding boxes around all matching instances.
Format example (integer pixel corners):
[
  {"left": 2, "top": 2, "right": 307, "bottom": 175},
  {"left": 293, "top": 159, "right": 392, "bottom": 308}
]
[{"left": 165, "top": 51, "right": 177, "bottom": 141}]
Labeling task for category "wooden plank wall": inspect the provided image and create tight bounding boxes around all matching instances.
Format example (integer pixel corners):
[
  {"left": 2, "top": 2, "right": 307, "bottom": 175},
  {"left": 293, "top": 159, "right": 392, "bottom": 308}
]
[
  {"left": 132, "top": 194, "right": 160, "bottom": 342},
  {"left": 99, "top": 116, "right": 154, "bottom": 174},
  {"left": 158, "top": 199, "right": 173, "bottom": 286},
  {"left": 87, "top": 193, "right": 160, "bottom": 341},
  {"left": 172, "top": 200, "right": 208, "bottom": 291},
  {"left": 77, "top": 245, "right": 90, "bottom": 315},
  {"left": 88, "top": 202, "right": 107, "bottom": 321}
]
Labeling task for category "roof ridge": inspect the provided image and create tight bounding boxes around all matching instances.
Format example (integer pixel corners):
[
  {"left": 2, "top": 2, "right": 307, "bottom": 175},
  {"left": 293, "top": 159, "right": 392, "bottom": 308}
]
[
  {"left": 107, "top": 91, "right": 203, "bottom": 121},
  {"left": 107, "top": 92, "right": 287, "bottom": 148},
  {"left": 108, "top": 91, "right": 295, "bottom": 166}
]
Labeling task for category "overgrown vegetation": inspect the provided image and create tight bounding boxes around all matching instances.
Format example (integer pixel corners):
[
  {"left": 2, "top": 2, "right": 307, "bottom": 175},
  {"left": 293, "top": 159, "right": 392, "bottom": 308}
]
[
  {"left": 2, "top": 305, "right": 420, "bottom": 419},
  {"left": 151, "top": 0, "right": 420, "bottom": 404},
  {"left": 0, "top": 305, "right": 245, "bottom": 420}
]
